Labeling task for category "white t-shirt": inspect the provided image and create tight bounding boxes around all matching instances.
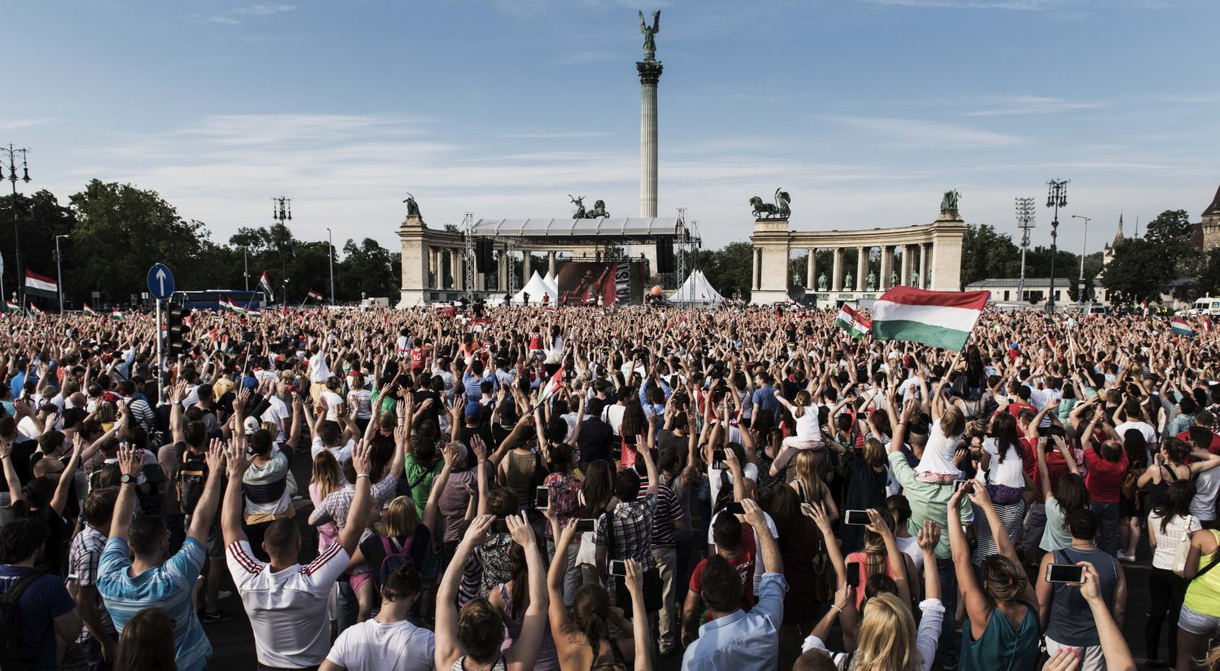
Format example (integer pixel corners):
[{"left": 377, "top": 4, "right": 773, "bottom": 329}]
[
  {"left": 261, "top": 396, "right": 291, "bottom": 443},
  {"left": 1148, "top": 511, "right": 1201, "bottom": 570},
  {"left": 794, "top": 406, "right": 822, "bottom": 443},
  {"left": 895, "top": 534, "right": 925, "bottom": 573},
  {"left": 708, "top": 462, "right": 759, "bottom": 505},
  {"left": 311, "top": 437, "right": 354, "bottom": 463},
  {"left": 321, "top": 390, "right": 345, "bottom": 422},
  {"left": 309, "top": 350, "right": 331, "bottom": 384},
  {"left": 325, "top": 618, "right": 436, "bottom": 671},
  {"left": 978, "top": 438, "right": 1026, "bottom": 489},
  {"left": 914, "top": 419, "right": 962, "bottom": 479},
  {"left": 1116, "top": 420, "right": 1157, "bottom": 444},
  {"left": 226, "top": 540, "right": 350, "bottom": 668}
]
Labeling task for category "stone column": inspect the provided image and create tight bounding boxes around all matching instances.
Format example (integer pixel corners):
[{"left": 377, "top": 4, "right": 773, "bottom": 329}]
[
  {"left": 901, "top": 246, "right": 911, "bottom": 286},
  {"left": 880, "top": 246, "right": 891, "bottom": 290},
  {"left": 806, "top": 249, "right": 816, "bottom": 289},
  {"left": 497, "top": 252, "right": 507, "bottom": 292},
  {"left": 831, "top": 248, "right": 843, "bottom": 292},
  {"left": 752, "top": 248, "right": 761, "bottom": 290},
  {"left": 450, "top": 249, "right": 461, "bottom": 290},
  {"left": 547, "top": 251, "right": 556, "bottom": 276},
  {"left": 637, "top": 60, "right": 663, "bottom": 217},
  {"left": 918, "top": 243, "right": 928, "bottom": 289},
  {"left": 856, "top": 247, "right": 867, "bottom": 292},
  {"left": 522, "top": 251, "right": 532, "bottom": 282}
]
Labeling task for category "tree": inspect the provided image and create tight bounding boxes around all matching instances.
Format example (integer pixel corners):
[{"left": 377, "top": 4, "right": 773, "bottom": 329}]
[
  {"left": 336, "top": 238, "right": 397, "bottom": 300},
  {"left": 700, "top": 242, "right": 752, "bottom": 300},
  {"left": 1100, "top": 238, "right": 1174, "bottom": 306},
  {"left": 1145, "top": 209, "right": 1194, "bottom": 250},
  {"left": 67, "top": 180, "right": 220, "bottom": 304},
  {"left": 1196, "top": 248, "right": 1220, "bottom": 298},
  {"left": 0, "top": 190, "right": 76, "bottom": 303},
  {"left": 960, "top": 223, "right": 1021, "bottom": 287}
]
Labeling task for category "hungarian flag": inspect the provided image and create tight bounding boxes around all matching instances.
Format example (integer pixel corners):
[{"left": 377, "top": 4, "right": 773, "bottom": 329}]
[
  {"left": 1171, "top": 317, "right": 1197, "bottom": 337},
  {"left": 259, "top": 272, "right": 275, "bottom": 301},
  {"left": 835, "top": 304, "right": 871, "bottom": 339},
  {"left": 23, "top": 270, "right": 57, "bottom": 299},
  {"left": 871, "top": 286, "right": 988, "bottom": 351},
  {"left": 248, "top": 308, "right": 262, "bottom": 317},
  {"left": 28, "top": 304, "right": 43, "bottom": 316},
  {"left": 4, "top": 301, "right": 20, "bottom": 313},
  {"left": 83, "top": 304, "right": 97, "bottom": 316},
  {"left": 536, "top": 366, "right": 564, "bottom": 405},
  {"left": 221, "top": 298, "right": 247, "bottom": 315},
  {"left": 110, "top": 310, "right": 126, "bottom": 321},
  {"left": 307, "top": 289, "right": 323, "bottom": 302}
]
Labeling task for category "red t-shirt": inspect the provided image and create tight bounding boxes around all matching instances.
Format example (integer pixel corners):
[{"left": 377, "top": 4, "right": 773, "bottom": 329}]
[
  {"left": 529, "top": 333, "right": 543, "bottom": 350},
  {"left": 1177, "top": 429, "right": 1220, "bottom": 455},
  {"left": 1022, "top": 438, "right": 1077, "bottom": 501},
  {"left": 1007, "top": 402, "right": 1036, "bottom": 421},
  {"left": 1083, "top": 448, "right": 1128, "bottom": 503},
  {"left": 690, "top": 527, "right": 756, "bottom": 615},
  {"left": 410, "top": 347, "right": 428, "bottom": 371}
]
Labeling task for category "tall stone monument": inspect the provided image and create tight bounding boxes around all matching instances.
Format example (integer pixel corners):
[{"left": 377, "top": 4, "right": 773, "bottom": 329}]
[{"left": 638, "top": 10, "right": 662, "bottom": 218}]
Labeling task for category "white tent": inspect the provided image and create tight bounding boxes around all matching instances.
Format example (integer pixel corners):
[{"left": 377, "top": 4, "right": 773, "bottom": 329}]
[
  {"left": 543, "top": 271, "right": 560, "bottom": 297},
  {"left": 512, "top": 271, "right": 558, "bottom": 305},
  {"left": 668, "top": 270, "right": 725, "bottom": 304}
]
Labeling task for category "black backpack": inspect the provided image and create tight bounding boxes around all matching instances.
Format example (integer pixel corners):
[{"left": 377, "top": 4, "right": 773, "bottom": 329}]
[
  {"left": 0, "top": 571, "right": 47, "bottom": 671},
  {"left": 176, "top": 445, "right": 209, "bottom": 515}
]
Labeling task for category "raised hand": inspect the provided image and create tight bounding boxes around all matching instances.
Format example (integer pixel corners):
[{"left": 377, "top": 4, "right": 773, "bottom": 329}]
[
  {"left": 916, "top": 520, "right": 940, "bottom": 553},
  {"left": 205, "top": 438, "right": 226, "bottom": 473},
  {"left": 351, "top": 439, "right": 372, "bottom": 477},
  {"left": 505, "top": 512, "right": 537, "bottom": 548},
  {"left": 225, "top": 441, "right": 251, "bottom": 477}
]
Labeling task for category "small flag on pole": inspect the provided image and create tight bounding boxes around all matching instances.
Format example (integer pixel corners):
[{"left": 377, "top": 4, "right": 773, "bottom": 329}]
[
  {"left": 307, "top": 289, "right": 324, "bottom": 302},
  {"left": 110, "top": 309, "right": 126, "bottom": 321},
  {"left": 871, "top": 286, "right": 988, "bottom": 351},
  {"left": 83, "top": 304, "right": 97, "bottom": 316},
  {"left": 5, "top": 301, "right": 20, "bottom": 313},
  {"left": 259, "top": 272, "right": 275, "bottom": 301},
  {"left": 834, "top": 303, "right": 872, "bottom": 339},
  {"left": 28, "top": 304, "right": 43, "bottom": 316},
  {"left": 536, "top": 366, "right": 565, "bottom": 405},
  {"left": 1171, "top": 317, "right": 1197, "bottom": 337},
  {"left": 248, "top": 307, "right": 261, "bottom": 317}
]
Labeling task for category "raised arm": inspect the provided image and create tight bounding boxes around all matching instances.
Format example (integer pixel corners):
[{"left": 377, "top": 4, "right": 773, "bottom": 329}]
[
  {"left": 435, "top": 515, "right": 495, "bottom": 670},
  {"left": 337, "top": 440, "right": 375, "bottom": 557},
  {"left": 867, "top": 508, "right": 911, "bottom": 606},
  {"left": 504, "top": 512, "right": 549, "bottom": 671},
  {"left": 221, "top": 442, "right": 251, "bottom": 547},
  {"left": 186, "top": 440, "right": 226, "bottom": 545}
]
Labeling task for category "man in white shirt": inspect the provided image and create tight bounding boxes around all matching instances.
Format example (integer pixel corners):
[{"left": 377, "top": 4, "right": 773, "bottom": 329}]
[
  {"left": 221, "top": 440, "right": 373, "bottom": 671},
  {"left": 321, "top": 562, "right": 435, "bottom": 671},
  {"left": 1115, "top": 399, "right": 1157, "bottom": 443},
  {"left": 308, "top": 345, "right": 331, "bottom": 403}
]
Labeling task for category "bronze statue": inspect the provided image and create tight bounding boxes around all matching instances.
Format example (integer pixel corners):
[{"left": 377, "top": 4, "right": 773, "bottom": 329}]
[
  {"left": 570, "top": 195, "right": 586, "bottom": 219},
  {"left": 940, "top": 189, "right": 961, "bottom": 213},
  {"left": 750, "top": 187, "right": 792, "bottom": 220},
  {"left": 818, "top": 273, "right": 828, "bottom": 291},
  {"left": 403, "top": 192, "right": 420, "bottom": 217},
  {"left": 640, "top": 10, "right": 660, "bottom": 62},
  {"left": 586, "top": 199, "right": 609, "bottom": 218},
  {"left": 867, "top": 272, "right": 876, "bottom": 291}
]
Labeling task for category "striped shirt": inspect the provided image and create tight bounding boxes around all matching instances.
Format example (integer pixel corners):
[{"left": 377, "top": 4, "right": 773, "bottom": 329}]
[
  {"left": 637, "top": 477, "right": 682, "bottom": 548},
  {"left": 97, "top": 537, "right": 210, "bottom": 671},
  {"left": 68, "top": 525, "right": 114, "bottom": 644}
]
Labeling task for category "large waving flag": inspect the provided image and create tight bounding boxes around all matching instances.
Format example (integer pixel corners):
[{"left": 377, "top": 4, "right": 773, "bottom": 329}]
[
  {"left": 1172, "top": 317, "right": 1198, "bottom": 338},
  {"left": 871, "top": 286, "right": 988, "bottom": 351},
  {"left": 259, "top": 272, "right": 275, "bottom": 301},
  {"left": 83, "top": 304, "right": 97, "bottom": 316},
  {"left": 307, "top": 289, "right": 324, "bottom": 302},
  {"left": 835, "top": 303, "right": 871, "bottom": 339},
  {"left": 24, "top": 270, "right": 57, "bottom": 299},
  {"left": 5, "top": 301, "right": 21, "bottom": 313}
]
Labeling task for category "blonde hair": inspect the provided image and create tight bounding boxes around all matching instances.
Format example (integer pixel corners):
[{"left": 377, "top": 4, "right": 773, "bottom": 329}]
[
  {"left": 855, "top": 592, "right": 921, "bottom": 671},
  {"left": 863, "top": 437, "right": 886, "bottom": 468},
  {"left": 793, "top": 390, "right": 812, "bottom": 419},
  {"left": 312, "top": 451, "right": 343, "bottom": 501},
  {"left": 794, "top": 450, "right": 828, "bottom": 502},
  {"left": 379, "top": 496, "right": 421, "bottom": 538},
  {"left": 940, "top": 405, "right": 965, "bottom": 438}
]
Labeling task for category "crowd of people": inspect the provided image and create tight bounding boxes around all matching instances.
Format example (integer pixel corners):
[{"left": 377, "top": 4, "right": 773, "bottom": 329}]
[{"left": 0, "top": 303, "right": 1218, "bottom": 671}]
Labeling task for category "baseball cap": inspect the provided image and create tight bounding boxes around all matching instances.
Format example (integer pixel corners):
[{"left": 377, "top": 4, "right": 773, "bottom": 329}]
[
  {"left": 465, "top": 401, "right": 483, "bottom": 420},
  {"left": 243, "top": 416, "right": 261, "bottom": 436}
]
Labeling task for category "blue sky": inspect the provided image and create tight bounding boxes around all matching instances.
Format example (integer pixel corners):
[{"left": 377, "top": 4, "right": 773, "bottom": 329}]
[{"left": 5, "top": 0, "right": 1218, "bottom": 256}]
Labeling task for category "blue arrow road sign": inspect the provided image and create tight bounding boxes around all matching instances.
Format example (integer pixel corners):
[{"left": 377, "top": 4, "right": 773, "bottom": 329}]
[{"left": 147, "top": 263, "right": 175, "bottom": 301}]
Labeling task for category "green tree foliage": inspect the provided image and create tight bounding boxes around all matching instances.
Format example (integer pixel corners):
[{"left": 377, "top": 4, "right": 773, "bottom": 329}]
[
  {"left": 0, "top": 190, "right": 76, "bottom": 301},
  {"left": 1196, "top": 248, "right": 1220, "bottom": 298},
  {"left": 959, "top": 224, "right": 1021, "bottom": 287},
  {"left": 1101, "top": 238, "right": 1175, "bottom": 306},
  {"left": 336, "top": 238, "right": 398, "bottom": 299},
  {"left": 699, "top": 242, "right": 753, "bottom": 300},
  {"left": 68, "top": 180, "right": 217, "bottom": 303}
]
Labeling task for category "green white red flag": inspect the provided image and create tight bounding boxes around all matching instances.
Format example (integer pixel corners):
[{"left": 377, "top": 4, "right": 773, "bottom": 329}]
[
  {"left": 871, "top": 286, "right": 988, "bottom": 351},
  {"left": 835, "top": 304, "right": 871, "bottom": 339}
]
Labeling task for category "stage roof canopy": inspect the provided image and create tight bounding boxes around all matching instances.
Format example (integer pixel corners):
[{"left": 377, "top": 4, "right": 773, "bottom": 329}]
[{"left": 472, "top": 217, "right": 684, "bottom": 242}]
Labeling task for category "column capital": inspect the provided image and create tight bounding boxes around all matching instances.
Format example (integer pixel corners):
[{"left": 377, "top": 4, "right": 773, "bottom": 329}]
[{"left": 636, "top": 60, "right": 663, "bottom": 85}]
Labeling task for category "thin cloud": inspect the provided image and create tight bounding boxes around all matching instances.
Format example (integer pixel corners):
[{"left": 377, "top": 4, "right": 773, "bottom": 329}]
[
  {"left": 204, "top": 15, "right": 242, "bottom": 24},
  {"left": 233, "top": 3, "right": 297, "bottom": 16},
  {"left": 830, "top": 116, "right": 1023, "bottom": 148},
  {"left": 856, "top": 0, "right": 1062, "bottom": 9},
  {"left": 965, "top": 95, "right": 1106, "bottom": 117},
  {"left": 505, "top": 131, "right": 613, "bottom": 139}
]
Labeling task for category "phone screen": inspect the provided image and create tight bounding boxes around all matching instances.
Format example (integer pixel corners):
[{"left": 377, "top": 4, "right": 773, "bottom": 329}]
[
  {"left": 609, "top": 560, "right": 627, "bottom": 576},
  {"left": 844, "top": 510, "right": 870, "bottom": 526},
  {"left": 535, "top": 486, "right": 549, "bottom": 510},
  {"left": 575, "top": 519, "right": 596, "bottom": 533},
  {"left": 953, "top": 480, "right": 970, "bottom": 493},
  {"left": 490, "top": 519, "right": 510, "bottom": 535},
  {"left": 847, "top": 569, "right": 861, "bottom": 588},
  {"left": 1046, "top": 564, "right": 1085, "bottom": 584},
  {"left": 722, "top": 501, "right": 745, "bottom": 515}
]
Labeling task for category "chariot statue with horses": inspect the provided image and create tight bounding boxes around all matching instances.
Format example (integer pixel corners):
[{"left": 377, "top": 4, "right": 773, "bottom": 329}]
[
  {"left": 750, "top": 188, "right": 792, "bottom": 220},
  {"left": 570, "top": 195, "right": 610, "bottom": 219}
]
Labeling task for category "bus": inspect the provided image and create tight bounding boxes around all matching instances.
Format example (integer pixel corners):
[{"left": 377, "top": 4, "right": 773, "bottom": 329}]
[{"left": 174, "top": 290, "right": 267, "bottom": 312}]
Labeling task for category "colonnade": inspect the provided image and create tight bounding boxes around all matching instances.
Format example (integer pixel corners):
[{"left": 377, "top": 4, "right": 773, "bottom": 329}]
[{"left": 750, "top": 242, "right": 935, "bottom": 293}]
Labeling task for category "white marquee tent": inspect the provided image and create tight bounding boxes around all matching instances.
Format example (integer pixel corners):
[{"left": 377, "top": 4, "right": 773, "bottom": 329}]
[
  {"left": 512, "top": 271, "right": 558, "bottom": 305},
  {"left": 543, "top": 271, "right": 560, "bottom": 297},
  {"left": 668, "top": 270, "right": 725, "bottom": 304}
]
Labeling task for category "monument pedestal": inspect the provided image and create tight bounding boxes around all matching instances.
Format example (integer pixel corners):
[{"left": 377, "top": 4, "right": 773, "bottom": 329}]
[{"left": 396, "top": 214, "right": 429, "bottom": 308}]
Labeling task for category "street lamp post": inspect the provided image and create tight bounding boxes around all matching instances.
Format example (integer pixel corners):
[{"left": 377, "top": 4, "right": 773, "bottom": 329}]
[
  {"left": 0, "top": 144, "right": 31, "bottom": 305},
  {"left": 1045, "top": 179, "right": 1070, "bottom": 312},
  {"left": 272, "top": 197, "right": 291, "bottom": 305},
  {"left": 327, "top": 228, "right": 335, "bottom": 306},
  {"left": 54, "top": 235, "right": 68, "bottom": 314},
  {"left": 1015, "top": 197, "right": 1036, "bottom": 303},
  {"left": 243, "top": 247, "right": 250, "bottom": 292},
  {"left": 1071, "top": 214, "right": 1091, "bottom": 304}
]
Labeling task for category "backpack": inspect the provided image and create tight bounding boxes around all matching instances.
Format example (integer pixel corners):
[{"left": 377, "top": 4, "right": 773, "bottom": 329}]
[
  {"left": 0, "top": 571, "right": 47, "bottom": 671},
  {"left": 176, "top": 445, "right": 208, "bottom": 515},
  {"left": 377, "top": 535, "right": 415, "bottom": 589}
]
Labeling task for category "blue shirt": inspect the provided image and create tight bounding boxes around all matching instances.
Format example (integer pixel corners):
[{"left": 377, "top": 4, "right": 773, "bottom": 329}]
[
  {"left": 680, "top": 572, "right": 788, "bottom": 671},
  {"left": 0, "top": 565, "right": 76, "bottom": 671},
  {"left": 752, "top": 385, "right": 780, "bottom": 423},
  {"left": 97, "top": 536, "right": 211, "bottom": 671}
]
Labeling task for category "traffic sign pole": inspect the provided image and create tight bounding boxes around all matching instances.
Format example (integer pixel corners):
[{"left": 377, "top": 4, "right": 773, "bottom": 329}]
[{"left": 156, "top": 299, "right": 162, "bottom": 407}]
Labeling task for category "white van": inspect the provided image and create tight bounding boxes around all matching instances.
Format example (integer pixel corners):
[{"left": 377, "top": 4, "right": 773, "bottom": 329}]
[{"left": 1192, "top": 296, "right": 1220, "bottom": 316}]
